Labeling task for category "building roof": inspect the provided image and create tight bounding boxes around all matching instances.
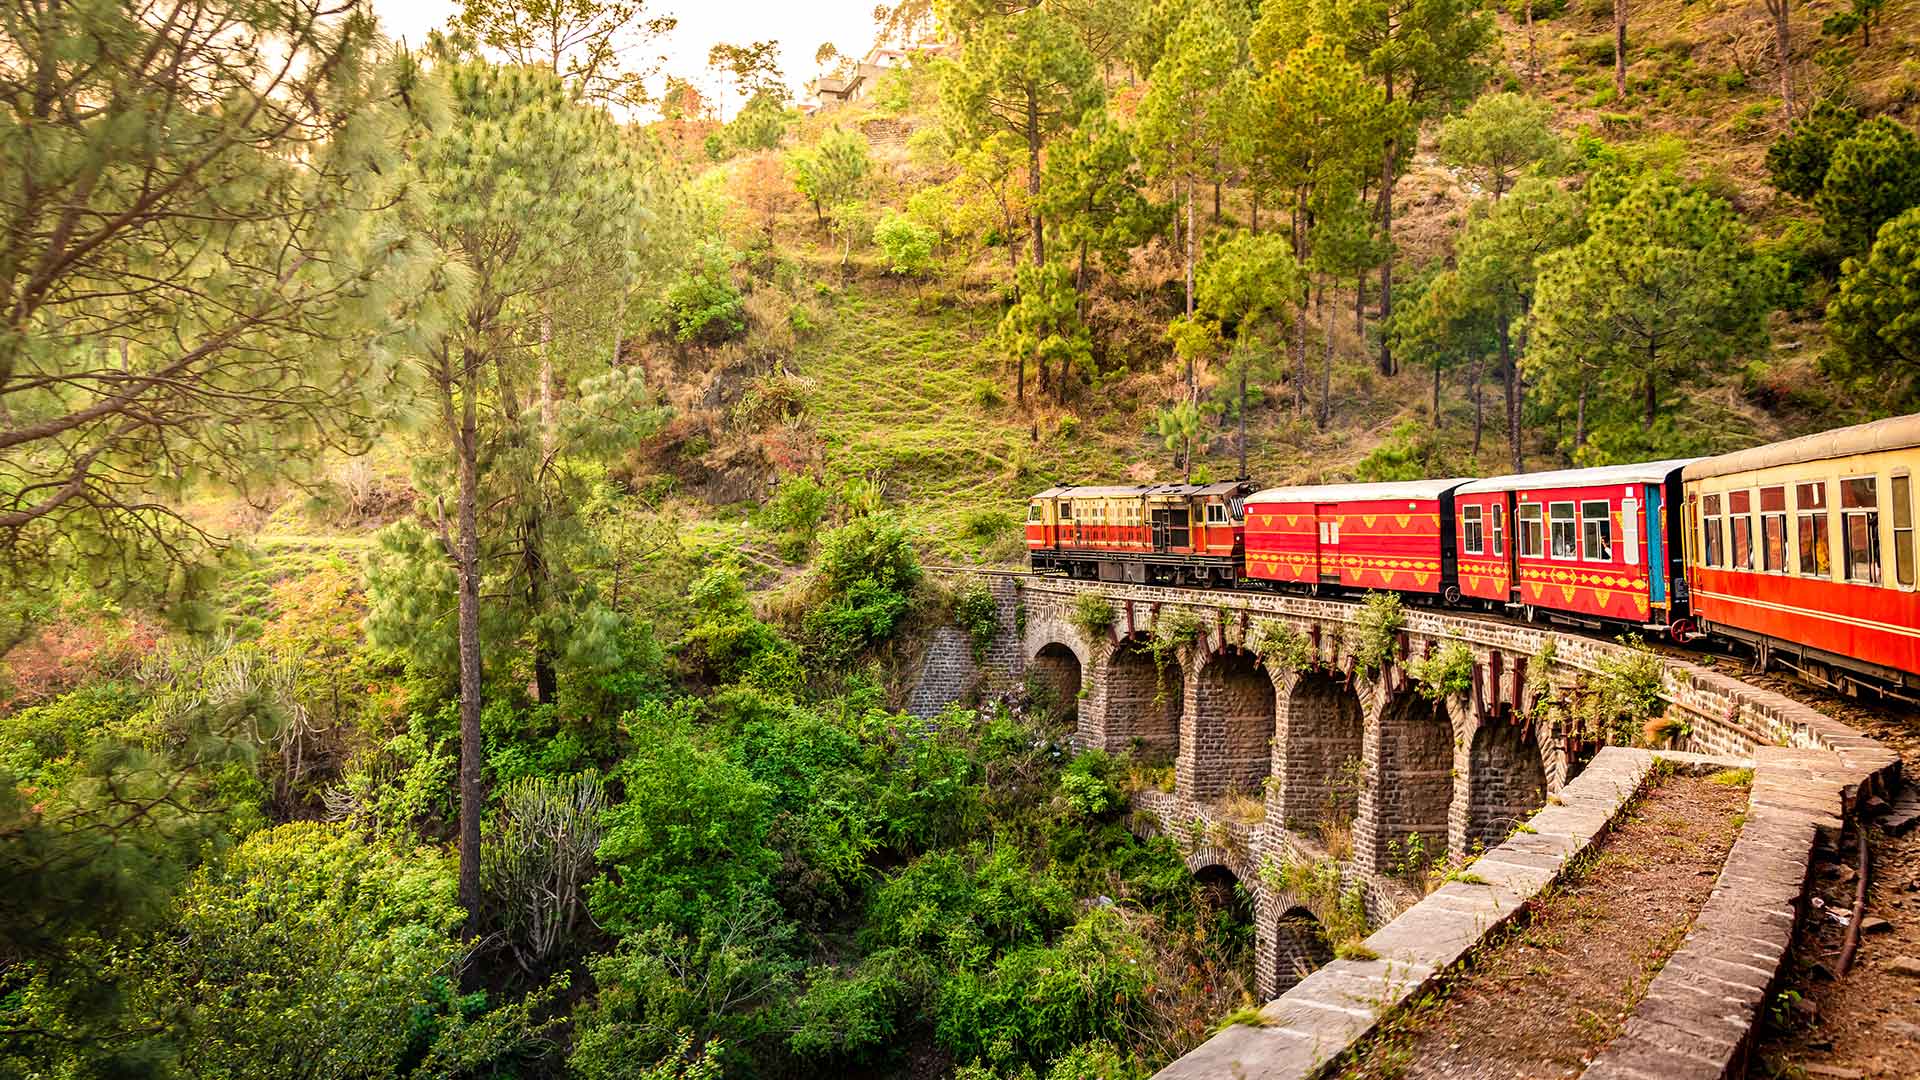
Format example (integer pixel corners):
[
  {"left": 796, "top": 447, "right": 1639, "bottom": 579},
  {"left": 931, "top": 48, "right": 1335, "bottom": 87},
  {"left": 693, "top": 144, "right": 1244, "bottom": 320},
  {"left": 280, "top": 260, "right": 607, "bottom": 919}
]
[
  {"left": 1457, "top": 459, "right": 1699, "bottom": 495},
  {"left": 1246, "top": 478, "right": 1473, "bottom": 505},
  {"left": 1684, "top": 414, "right": 1920, "bottom": 481}
]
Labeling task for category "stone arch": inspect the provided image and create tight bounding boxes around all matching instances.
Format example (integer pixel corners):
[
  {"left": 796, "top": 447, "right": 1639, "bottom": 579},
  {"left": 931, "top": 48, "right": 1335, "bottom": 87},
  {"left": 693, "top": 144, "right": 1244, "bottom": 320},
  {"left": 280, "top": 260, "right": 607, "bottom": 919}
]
[
  {"left": 1366, "top": 688, "right": 1460, "bottom": 875},
  {"left": 1272, "top": 669, "right": 1366, "bottom": 835},
  {"left": 1187, "top": 649, "right": 1277, "bottom": 801},
  {"left": 1099, "top": 635, "right": 1181, "bottom": 761},
  {"left": 1271, "top": 905, "right": 1336, "bottom": 994},
  {"left": 1464, "top": 717, "right": 1550, "bottom": 851},
  {"left": 1028, "top": 641, "right": 1083, "bottom": 722}
]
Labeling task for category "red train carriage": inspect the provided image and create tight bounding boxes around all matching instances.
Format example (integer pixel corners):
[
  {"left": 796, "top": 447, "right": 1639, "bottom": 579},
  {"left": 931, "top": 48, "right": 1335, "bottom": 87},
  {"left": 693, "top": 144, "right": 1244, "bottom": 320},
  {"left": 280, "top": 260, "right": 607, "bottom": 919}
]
[
  {"left": 1243, "top": 479, "right": 1470, "bottom": 598},
  {"left": 1026, "top": 481, "right": 1256, "bottom": 586},
  {"left": 1683, "top": 415, "right": 1920, "bottom": 694},
  {"left": 1454, "top": 461, "right": 1697, "bottom": 632}
]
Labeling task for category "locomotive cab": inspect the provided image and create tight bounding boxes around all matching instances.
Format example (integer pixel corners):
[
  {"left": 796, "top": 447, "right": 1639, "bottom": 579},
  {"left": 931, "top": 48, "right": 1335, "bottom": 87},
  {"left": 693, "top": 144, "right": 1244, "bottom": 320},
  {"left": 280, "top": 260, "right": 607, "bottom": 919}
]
[{"left": 1027, "top": 480, "right": 1254, "bottom": 586}]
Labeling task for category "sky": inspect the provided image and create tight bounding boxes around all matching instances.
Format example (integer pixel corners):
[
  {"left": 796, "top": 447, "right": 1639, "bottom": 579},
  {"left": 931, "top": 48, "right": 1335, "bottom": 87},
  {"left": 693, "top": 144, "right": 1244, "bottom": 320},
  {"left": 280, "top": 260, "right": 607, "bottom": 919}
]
[{"left": 371, "top": 0, "right": 884, "bottom": 115}]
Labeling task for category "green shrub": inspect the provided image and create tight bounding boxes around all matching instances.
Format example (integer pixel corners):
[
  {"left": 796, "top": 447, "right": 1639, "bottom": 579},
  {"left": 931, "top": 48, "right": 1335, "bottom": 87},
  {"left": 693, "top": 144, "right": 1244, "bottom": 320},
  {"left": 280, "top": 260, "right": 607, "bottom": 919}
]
[
  {"left": 787, "top": 949, "right": 932, "bottom": 1064},
  {"left": 676, "top": 563, "right": 802, "bottom": 692},
  {"left": 1068, "top": 594, "right": 1117, "bottom": 641},
  {"left": 803, "top": 516, "right": 922, "bottom": 661},
  {"left": 587, "top": 701, "right": 781, "bottom": 935},
  {"left": 865, "top": 846, "right": 1074, "bottom": 964},
  {"left": 933, "top": 907, "right": 1151, "bottom": 1069},
  {"left": 760, "top": 475, "right": 832, "bottom": 560},
  {"left": 1249, "top": 619, "right": 1315, "bottom": 673},
  {"left": 1407, "top": 640, "right": 1474, "bottom": 700},
  {"left": 661, "top": 241, "right": 746, "bottom": 343},
  {"left": 1059, "top": 751, "right": 1121, "bottom": 821},
  {"left": 1350, "top": 592, "right": 1406, "bottom": 677},
  {"left": 874, "top": 211, "right": 938, "bottom": 276},
  {"left": 952, "top": 582, "right": 1000, "bottom": 661},
  {"left": 1147, "top": 608, "right": 1207, "bottom": 670}
]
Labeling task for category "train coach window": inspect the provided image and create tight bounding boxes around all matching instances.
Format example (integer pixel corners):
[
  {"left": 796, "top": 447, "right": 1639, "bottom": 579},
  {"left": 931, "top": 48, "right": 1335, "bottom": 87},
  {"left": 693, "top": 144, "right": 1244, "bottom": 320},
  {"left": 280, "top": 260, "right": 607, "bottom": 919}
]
[
  {"left": 1703, "top": 494, "right": 1725, "bottom": 568},
  {"left": 1206, "top": 502, "right": 1228, "bottom": 525},
  {"left": 1796, "top": 483, "right": 1829, "bottom": 577},
  {"left": 1550, "top": 502, "right": 1577, "bottom": 559},
  {"left": 1760, "top": 487, "right": 1788, "bottom": 573},
  {"left": 1895, "top": 475, "right": 1914, "bottom": 588},
  {"left": 1028, "top": 503, "right": 1042, "bottom": 523},
  {"left": 1463, "top": 505, "right": 1484, "bottom": 554},
  {"left": 1581, "top": 501, "right": 1612, "bottom": 561},
  {"left": 1729, "top": 490, "right": 1754, "bottom": 570},
  {"left": 1059, "top": 501, "right": 1074, "bottom": 521},
  {"left": 1491, "top": 504, "right": 1505, "bottom": 555},
  {"left": 1519, "top": 503, "right": 1543, "bottom": 558},
  {"left": 1842, "top": 478, "right": 1880, "bottom": 585}
]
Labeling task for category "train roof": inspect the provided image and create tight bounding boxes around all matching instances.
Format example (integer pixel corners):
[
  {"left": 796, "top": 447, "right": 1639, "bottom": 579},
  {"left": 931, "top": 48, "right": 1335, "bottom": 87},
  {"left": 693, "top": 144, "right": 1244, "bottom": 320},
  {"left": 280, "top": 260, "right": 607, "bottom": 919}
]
[
  {"left": 1457, "top": 459, "right": 1700, "bottom": 494},
  {"left": 1030, "top": 481, "right": 1251, "bottom": 499},
  {"left": 1684, "top": 414, "right": 1920, "bottom": 481},
  {"left": 1245, "top": 478, "right": 1473, "bottom": 505}
]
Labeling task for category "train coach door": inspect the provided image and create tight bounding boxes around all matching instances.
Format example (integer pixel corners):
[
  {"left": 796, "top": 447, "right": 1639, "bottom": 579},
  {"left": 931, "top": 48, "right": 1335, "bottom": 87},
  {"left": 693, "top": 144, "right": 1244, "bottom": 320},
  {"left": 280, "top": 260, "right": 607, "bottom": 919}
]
[
  {"left": 1315, "top": 503, "right": 1340, "bottom": 584},
  {"left": 1150, "top": 504, "right": 1170, "bottom": 552},
  {"left": 1644, "top": 485, "right": 1668, "bottom": 604}
]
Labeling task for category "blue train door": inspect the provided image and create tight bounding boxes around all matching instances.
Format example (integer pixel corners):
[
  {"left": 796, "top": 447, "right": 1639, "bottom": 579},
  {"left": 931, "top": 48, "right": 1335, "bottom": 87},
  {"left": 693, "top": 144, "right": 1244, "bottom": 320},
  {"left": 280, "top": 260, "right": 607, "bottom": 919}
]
[{"left": 1646, "top": 484, "right": 1667, "bottom": 604}]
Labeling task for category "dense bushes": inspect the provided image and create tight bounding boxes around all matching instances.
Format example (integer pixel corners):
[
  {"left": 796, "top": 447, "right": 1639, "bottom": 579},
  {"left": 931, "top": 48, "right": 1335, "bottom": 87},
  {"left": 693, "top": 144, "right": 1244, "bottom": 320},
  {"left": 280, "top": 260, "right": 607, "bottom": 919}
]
[
  {"left": 802, "top": 516, "right": 924, "bottom": 660},
  {"left": 661, "top": 241, "right": 748, "bottom": 343}
]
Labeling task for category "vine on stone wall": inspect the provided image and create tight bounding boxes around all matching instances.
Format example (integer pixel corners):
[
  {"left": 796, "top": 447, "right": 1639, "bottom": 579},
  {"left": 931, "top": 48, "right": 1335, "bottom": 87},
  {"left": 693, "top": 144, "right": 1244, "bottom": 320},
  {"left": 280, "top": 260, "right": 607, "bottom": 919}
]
[
  {"left": 1350, "top": 592, "right": 1406, "bottom": 677},
  {"left": 1068, "top": 593, "right": 1116, "bottom": 641},
  {"left": 1408, "top": 641, "right": 1474, "bottom": 701},
  {"left": 1250, "top": 619, "right": 1316, "bottom": 673}
]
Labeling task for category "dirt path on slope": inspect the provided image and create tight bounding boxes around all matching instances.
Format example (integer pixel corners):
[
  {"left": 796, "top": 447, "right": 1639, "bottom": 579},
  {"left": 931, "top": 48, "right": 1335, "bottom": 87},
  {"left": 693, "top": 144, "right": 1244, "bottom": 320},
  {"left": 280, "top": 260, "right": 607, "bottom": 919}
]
[{"left": 1340, "top": 771, "right": 1749, "bottom": 1080}]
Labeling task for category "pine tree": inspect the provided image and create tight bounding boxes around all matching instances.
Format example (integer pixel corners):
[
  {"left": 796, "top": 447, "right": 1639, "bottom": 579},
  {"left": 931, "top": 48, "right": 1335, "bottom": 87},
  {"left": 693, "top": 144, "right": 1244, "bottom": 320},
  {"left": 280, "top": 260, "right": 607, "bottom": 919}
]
[
  {"left": 1197, "top": 231, "right": 1299, "bottom": 470},
  {"left": 0, "top": 0, "right": 430, "bottom": 625},
  {"left": 1531, "top": 175, "right": 1770, "bottom": 455},
  {"left": 1827, "top": 206, "right": 1920, "bottom": 409},
  {"left": 942, "top": 5, "right": 1103, "bottom": 267},
  {"left": 1816, "top": 117, "right": 1920, "bottom": 255},
  {"left": 1137, "top": 0, "right": 1250, "bottom": 393},
  {"left": 380, "top": 54, "right": 673, "bottom": 931}
]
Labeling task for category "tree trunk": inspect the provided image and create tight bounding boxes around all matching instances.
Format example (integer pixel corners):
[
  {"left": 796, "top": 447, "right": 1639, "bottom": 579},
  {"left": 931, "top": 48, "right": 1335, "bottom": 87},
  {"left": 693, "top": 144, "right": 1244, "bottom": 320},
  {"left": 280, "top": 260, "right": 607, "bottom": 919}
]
[
  {"left": 1028, "top": 91, "right": 1045, "bottom": 267},
  {"left": 1470, "top": 353, "right": 1485, "bottom": 456},
  {"left": 1185, "top": 179, "right": 1197, "bottom": 396},
  {"left": 1575, "top": 381, "right": 1589, "bottom": 455},
  {"left": 1377, "top": 109, "right": 1397, "bottom": 376},
  {"left": 1213, "top": 179, "right": 1222, "bottom": 224},
  {"left": 1319, "top": 280, "right": 1335, "bottom": 429},
  {"left": 1498, "top": 305, "right": 1520, "bottom": 474},
  {"left": 1526, "top": 0, "right": 1538, "bottom": 77},
  {"left": 454, "top": 358, "right": 485, "bottom": 940},
  {"left": 1432, "top": 352, "right": 1442, "bottom": 425},
  {"left": 1355, "top": 269, "right": 1367, "bottom": 337},
  {"left": 1643, "top": 359, "right": 1657, "bottom": 430},
  {"left": 1292, "top": 191, "right": 1309, "bottom": 417},
  {"left": 1614, "top": 0, "right": 1628, "bottom": 99},
  {"left": 1768, "top": 0, "right": 1792, "bottom": 119},
  {"left": 532, "top": 314, "right": 557, "bottom": 705},
  {"left": 1238, "top": 345, "right": 1249, "bottom": 478}
]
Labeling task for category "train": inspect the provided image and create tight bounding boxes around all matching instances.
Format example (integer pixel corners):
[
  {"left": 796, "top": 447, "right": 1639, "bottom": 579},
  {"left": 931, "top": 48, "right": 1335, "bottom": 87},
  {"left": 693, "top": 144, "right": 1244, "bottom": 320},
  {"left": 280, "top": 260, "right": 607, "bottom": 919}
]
[{"left": 1025, "top": 414, "right": 1920, "bottom": 700}]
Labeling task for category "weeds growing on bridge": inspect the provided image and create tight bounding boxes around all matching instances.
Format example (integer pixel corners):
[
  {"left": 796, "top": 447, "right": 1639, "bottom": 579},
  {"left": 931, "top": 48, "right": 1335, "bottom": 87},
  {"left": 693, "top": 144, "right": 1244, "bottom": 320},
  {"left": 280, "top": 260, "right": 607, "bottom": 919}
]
[
  {"left": 1351, "top": 592, "right": 1406, "bottom": 677},
  {"left": 1250, "top": 619, "right": 1316, "bottom": 673},
  {"left": 950, "top": 581, "right": 999, "bottom": 660},
  {"left": 1068, "top": 593, "right": 1117, "bottom": 641},
  {"left": 1408, "top": 641, "right": 1474, "bottom": 701}
]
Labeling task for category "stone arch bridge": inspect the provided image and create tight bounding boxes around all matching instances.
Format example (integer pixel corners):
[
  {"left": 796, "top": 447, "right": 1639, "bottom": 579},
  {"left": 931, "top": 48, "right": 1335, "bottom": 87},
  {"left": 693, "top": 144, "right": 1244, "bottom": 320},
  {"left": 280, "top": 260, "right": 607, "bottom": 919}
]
[{"left": 909, "top": 570, "right": 1839, "bottom": 999}]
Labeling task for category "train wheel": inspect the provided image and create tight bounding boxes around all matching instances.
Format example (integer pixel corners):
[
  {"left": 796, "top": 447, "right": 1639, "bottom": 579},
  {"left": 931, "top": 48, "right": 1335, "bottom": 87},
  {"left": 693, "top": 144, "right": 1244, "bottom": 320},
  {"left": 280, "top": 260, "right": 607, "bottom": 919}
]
[
  {"left": 1667, "top": 618, "right": 1696, "bottom": 644},
  {"left": 1443, "top": 585, "right": 1462, "bottom": 605}
]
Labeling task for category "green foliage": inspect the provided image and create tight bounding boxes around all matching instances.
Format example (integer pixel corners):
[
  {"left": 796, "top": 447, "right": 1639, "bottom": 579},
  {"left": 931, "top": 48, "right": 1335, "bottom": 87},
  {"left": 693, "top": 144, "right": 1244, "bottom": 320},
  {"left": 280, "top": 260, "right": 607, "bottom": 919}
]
[
  {"left": 1147, "top": 607, "right": 1208, "bottom": 672},
  {"left": 866, "top": 845, "right": 1075, "bottom": 965},
  {"left": 1828, "top": 206, "right": 1920, "bottom": 408},
  {"left": 788, "top": 126, "right": 871, "bottom": 224},
  {"left": 587, "top": 701, "right": 780, "bottom": 935},
  {"left": 1531, "top": 172, "right": 1773, "bottom": 441},
  {"left": 1407, "top": 641, "right": 1474, "bottom": 700},
  {"left": 1250, "top": 619, "right": 1316, "bottom": 673},
  {"left": 663, "top": 240, "right": 749, "bottom": 343},
  {"left": 759, "top": 475, "right": 832, "bottom": 560},
  {"left": 676, "top": 563, "right": 802, "bottom": 693},
  {"left": 803, "top": 516, "right": 924, "bottom": 662},
  {"left": 998, "top": 261, "right": 1094, "bottom": 402},
  {"left": 1816, "top": 117, "right": 1920, "bottom": 255},
  {"left": 482, "top": 770, "right": 605, "bottom": 974},
  {"left": 1068, "top": 594, "right": 1118, "bottom": 641},
  {"left": 787, "top": 948, "right": 933, "bottom": 1065},
  {"left": 570, "top": 898, "right": 796, "bottom": 1078},
  {"left": 1059, "top": 752, "right": 1122, "bottom": 821},
  {"left": 721, "top": 92, "right": 790, "bottom": 155},
  {"left": 1154, "top": 398, "right": 1203, "bottom": 478},
  {"left": 1039, "top": 109, "right": 1161, "bottom": 281},
  {"left": 953, "top": 582, "right": 1002, "bottom": 661},
  {"left": 933, "top": 907, "right": 1151, "bottom": 1070},
  {"left": 40, "top": 823, "right": 558, "bottom": 1077},
  {"left": 875, "top": 211, "right": 940, "bottom": 276},
  {"left": 1351, "top": 592, "right": 1406, "bottom": 677},
  {"left": 1438, "top": 91, "right": 1560, "bottom": 198},
  {"left": 1353, "top": 420, "right": 1453, "bottom": 482},
  {"left": 1765, "top": 102, "right": 1861, "bottom": 200}
]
